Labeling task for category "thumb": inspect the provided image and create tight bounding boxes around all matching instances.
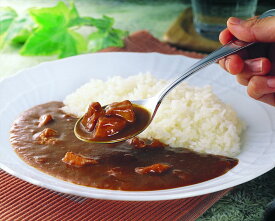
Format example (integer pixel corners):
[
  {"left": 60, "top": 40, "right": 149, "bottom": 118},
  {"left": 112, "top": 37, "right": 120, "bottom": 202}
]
[{"left": 227, "top": 16, "right": 275, "bottom": 42}]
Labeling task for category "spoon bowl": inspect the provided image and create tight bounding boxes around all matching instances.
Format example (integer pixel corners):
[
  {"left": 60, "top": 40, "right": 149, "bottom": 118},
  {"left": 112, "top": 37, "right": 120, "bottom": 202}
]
[
  {"left": 74, "top": 101, "right": 153, "bottom": 143},
  {"left": 74, "top": 9, "right": 275, "bottom": 144}
]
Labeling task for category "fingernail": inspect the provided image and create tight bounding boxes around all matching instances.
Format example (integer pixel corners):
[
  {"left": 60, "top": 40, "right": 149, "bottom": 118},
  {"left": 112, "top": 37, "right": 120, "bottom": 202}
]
[
  {"left": 228, "top": 17, "right": 243, "bottom": 25},
  {"left": 249, "top": 59, "right": 263, "bottom": 73},
  {"left": 225, "top": 58, "right": 231, "bottom": 72},
  {"left": 267, "top": 79, "right": 275, "bottom": 88}
]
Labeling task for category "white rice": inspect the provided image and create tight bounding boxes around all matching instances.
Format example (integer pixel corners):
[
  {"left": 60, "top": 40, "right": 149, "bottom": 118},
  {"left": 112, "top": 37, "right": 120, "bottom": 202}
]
[{"left": 62, "top": 73, "right": 244, "bottom": 157}]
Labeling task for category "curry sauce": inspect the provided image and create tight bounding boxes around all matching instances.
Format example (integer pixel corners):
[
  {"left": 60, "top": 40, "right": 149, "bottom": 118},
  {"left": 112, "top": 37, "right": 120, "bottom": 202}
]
[{"left": 10, "top": 102, "right": 238, "bottom": 191}]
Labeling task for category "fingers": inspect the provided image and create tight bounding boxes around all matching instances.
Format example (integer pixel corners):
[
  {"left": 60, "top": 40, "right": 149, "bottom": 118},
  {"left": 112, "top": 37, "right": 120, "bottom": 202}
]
[
  {"left": 247, "top": 76, "right": 275, "bottom": 106},
  {"left": 219, "top": 56, "right": 274, "bottom": 106},
  {"left": 219, "top": 54, "right": 244, "bottom": 74},
  {"left": 244, "top": 58, "right": 271, "bottom": 74},
  {"left": 218, "top": 16, "right": 275, "bottom": 106},
  {"left": 219, "top": 57, "right": 271, "bottom": 77},
  {"left": 219, "top": 29, "right": 234, "bottom": 45},
  {"left": 227, "top": 16, "right": 275, "bottom": 42},
  {"left": 219, "top": 16, "right": 275, "bottom": 44}
]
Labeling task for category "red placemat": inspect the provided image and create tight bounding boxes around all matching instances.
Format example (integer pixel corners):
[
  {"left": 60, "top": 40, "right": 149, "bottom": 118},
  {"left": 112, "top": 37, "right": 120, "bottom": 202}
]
[
  {"left": 0, "top": 31, "right": 231, "bottom": 221},
  {"left": 0, "top": 171, "right": 231, "bottom": 221}
]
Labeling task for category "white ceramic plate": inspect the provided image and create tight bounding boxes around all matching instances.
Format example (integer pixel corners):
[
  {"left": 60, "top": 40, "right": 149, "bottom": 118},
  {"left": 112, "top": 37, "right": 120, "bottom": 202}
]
[{"left": 0, "top": 52, "right": 274, "bottom": 201}]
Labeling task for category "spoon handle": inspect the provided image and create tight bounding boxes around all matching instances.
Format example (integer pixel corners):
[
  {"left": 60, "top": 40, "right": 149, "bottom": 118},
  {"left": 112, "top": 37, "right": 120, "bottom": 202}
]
[{"left": 156, "top": 9, "right": 275, "bottom": 105}]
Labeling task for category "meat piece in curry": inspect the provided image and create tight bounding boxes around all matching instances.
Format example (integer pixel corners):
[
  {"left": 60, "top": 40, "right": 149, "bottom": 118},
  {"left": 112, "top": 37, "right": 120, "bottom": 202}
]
[
  {"left": 105, "top": 100, "right": 135, "bottom": 122},
  {"left": 77, "top": 100, "right": 151, "bottom": 142},
  {"left": 80, "top": 100, "right": 135, "bottom": 139},
  {"left": 129, "top": 137, "right": 165, "bottom": 149},
  {"left": 35, "top": 128, "right": 58, "bottom": 145},
  {"left": 62, "top": 152, "right": 98, "bottom": 167},
  {"left": 93, "top": 116, "right": 127, "bottom": 138},
  {"left": 38, "top": 114, "right": 53, "bottom": 127},
  {"left": 135, "top": 163, "right": 172, "bottom": 175},
  {"left": 81, "top": 102, "right": 104, "bottom": 132}
]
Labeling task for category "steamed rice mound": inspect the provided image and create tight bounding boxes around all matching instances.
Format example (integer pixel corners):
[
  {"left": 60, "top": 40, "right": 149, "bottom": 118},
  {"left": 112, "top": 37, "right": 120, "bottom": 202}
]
[{"left": 63, "top": 73, "right": 244, "bottom": 157}]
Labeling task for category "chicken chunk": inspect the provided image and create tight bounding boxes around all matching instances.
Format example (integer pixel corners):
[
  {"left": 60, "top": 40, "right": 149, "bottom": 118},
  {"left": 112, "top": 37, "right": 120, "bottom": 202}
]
[
  {"left": 81, "top": 102, "right": 105, "bottom": 132},
  {"left": 38, "top": 114, "right": 53, "bottom": 127},
  {"left": 128, "top": 137, "right": 165, "bottom": 149},
  {"left": 80, "top": 100, "right": 137, "bottom": 139},
  {"left": 62, "top": 152, "right": 98, "bottom": 167},
  {"left": 128, "top": 137, "right": 146, "bottom": 148},
  {"left": 135, "top": 163, "right": 171, "bottom": 175},
  {"left": 35, "top": 128, "right": 58, "bottom": 145},
  {"left": 105, "top": 100, "right": 135, "bottom": 123},
  {"left": 93, "top": 116, "right": 127, "bottom": 138}
]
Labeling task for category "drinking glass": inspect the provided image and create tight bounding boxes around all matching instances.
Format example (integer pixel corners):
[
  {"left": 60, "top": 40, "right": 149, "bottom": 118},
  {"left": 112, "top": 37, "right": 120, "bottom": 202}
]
[{"left": 191, "top": 0, "right": 258, "bottom": 41}]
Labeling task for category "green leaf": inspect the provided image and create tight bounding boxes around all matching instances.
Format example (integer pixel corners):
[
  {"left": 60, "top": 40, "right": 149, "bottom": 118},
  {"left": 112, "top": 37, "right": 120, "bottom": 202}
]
[
  {"left": 0, "top": 7, "right": 18, "bottom": 49},
  {"left": 29, "top": 2, "right": 71, "bottom": 28},
  {"left": 69, "top": 1, "right": 80, "bottom": 21},
  {"left": 11, "top": 27, "right": 32, "bottom": 45},
  {"left": 90, "top": 15, "right": 114, "bottom": 30},
  {"left": 70, "top": 15, "right": 114, "bottom": 30},
  {"left": 21, "top": 2, "right": 87, "bottom": 58},
  {"left": 59, "top": 30, "right": 85, "bottom": 58},
  {"left": 68, "top": 29, "right": 87, "bottom": 54},
  {"left": 0, "top": 2, "right": 127, "bottom": 57},
  {"left": 20, "top": 28, "right": 62, "bottom": 56},
  {"left": 89, "top": 27, "right": 128, "bottom": 52},
  {"left": 4, "top": 16, "right": 34, "bottom": 44},
  {"left": 0, "top": 9, "right": 34, "bottom": 49},
  {"left": 20, "top": 27, "right": 86, "bottom": 58},
  {"left": 88, "top": 15, "right": 127, "bottom": 52},
  {"left": 0, "top": 7, "right": 17, "bottom": 35}
]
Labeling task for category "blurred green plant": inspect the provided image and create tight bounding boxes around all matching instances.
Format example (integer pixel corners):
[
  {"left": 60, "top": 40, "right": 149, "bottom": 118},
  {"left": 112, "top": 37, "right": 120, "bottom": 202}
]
[{"left": 0, "top": 2, "right": 128, "bottom": 58}]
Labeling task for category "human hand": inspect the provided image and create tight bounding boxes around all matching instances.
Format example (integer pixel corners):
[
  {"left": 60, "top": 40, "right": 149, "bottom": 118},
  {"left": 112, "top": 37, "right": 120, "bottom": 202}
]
[{"left": 219, "top": 16, "right": 275, "bottom": 106}]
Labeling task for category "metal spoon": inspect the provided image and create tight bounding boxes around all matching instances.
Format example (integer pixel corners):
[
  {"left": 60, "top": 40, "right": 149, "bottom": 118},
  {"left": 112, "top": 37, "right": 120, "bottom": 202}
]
[{"left": 75, "top": 9, "right": 275, "bottom": 143}]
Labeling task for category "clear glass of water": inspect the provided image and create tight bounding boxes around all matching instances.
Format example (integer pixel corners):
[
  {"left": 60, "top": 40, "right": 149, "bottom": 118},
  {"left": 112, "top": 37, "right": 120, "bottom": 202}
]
[{"left": 191, "top": 0, "right": 258, "bottom": 41}]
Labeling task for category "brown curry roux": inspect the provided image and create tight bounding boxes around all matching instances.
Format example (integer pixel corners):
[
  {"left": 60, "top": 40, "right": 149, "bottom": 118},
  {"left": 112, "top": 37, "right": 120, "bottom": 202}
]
[{"left": 10, "top": 102, "right": 238, "bottom": 191}]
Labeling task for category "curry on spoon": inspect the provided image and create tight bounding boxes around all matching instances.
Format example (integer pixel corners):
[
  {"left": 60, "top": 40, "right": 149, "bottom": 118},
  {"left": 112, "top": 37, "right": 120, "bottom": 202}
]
[{"left": 74, "top": 100, "right": 151, "bottom": 143}]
